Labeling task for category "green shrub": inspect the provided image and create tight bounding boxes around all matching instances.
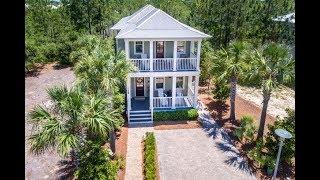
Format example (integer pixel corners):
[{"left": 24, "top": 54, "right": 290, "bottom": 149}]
[
  {"left": 233, "top": 115, "right": 256, "bottom": 142},
  {"left": 264, "top": 109, "right": 295, "bottom": 164},
  {"left": 144, "top": 132, "right": 157, "bottom": 180},
  {"left": 248, "top": 109, "right": 295, "bottom": 170},
  {"left": 114, "top": 155, "right": 126, "bottom": 170},
  {"left": 76, "top": 141, "right": 119, "bottom": 180},
  {"left": 153, "top": 108, "right": 198, "bottom": 121}
]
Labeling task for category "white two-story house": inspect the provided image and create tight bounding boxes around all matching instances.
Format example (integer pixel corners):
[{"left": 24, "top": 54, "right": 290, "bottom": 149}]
[{"left": 111, "top": 4, "right": 211, "bottom": 124}]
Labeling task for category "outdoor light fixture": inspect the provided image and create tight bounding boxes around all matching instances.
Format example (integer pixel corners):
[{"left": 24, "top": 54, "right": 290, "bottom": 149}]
[{"left": 272, "top": 129, "right": 292, "bottom": 180}]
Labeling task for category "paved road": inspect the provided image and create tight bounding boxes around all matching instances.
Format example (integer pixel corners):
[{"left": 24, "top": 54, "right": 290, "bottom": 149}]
[
  {"left": 154, "top": 107, "right": 256, "bottom": 180},
  {"left": 25, "top": 65, "right": 75, "bottom": 179}
]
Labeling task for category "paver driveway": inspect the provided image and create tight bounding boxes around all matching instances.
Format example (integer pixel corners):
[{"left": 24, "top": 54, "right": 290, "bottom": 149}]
[{"left": 155, "top": 128, "right": 256, "bottom": 180}]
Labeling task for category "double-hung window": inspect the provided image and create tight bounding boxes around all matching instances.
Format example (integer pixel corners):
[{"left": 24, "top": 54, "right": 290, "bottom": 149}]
[
  {"left": 155, "top": 77, "right": 164, "bottom": 89},
  {"left": 135, "top": 41, "right": 143, "bottom": 54}
]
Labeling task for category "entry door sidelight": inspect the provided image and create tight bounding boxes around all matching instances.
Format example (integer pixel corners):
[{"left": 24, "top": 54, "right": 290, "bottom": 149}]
[{"left": 136, "top": 77, "right": 144, "bottom": 96}]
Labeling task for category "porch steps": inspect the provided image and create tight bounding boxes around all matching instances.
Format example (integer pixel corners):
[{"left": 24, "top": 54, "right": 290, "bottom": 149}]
[{"left": 129, "top": 110, "right": 152, "bottom": 124}]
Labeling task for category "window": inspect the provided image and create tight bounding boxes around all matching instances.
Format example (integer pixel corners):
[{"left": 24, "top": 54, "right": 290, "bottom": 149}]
[
  {"left": 135, "top": 41, "right": 143, "bottom": 54},
  {"left": 177, "top": 41, "right": 186, "bottom": 53},
  {"left": 155, "top": 77, "right": 164, "bottom": 89},
  {"left": 176, "top": 77, "right": 184, "bottom": 88}
]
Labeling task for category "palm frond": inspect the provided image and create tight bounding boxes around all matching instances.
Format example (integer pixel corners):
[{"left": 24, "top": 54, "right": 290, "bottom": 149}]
[{"left": 57, "top": 133, "right": 79, "bottom": 157}]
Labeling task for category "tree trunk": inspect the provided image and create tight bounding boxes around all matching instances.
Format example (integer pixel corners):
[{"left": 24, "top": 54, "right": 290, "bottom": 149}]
[
  {"left": 257, "top": 89, "right": 271, "bottom": 139},
  {"left": 229, "top": 76, "right": 237, "bottom": 121},
  {"left": 109, "top": 129, "right": 116, "bottom": 154}
]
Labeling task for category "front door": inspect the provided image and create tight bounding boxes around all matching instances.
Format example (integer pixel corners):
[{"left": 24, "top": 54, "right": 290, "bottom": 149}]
[
  {"left": 156, "top": 41, "right": 164, "bottom": 58},
  {"left": 136, "top": 77, "right": 144, "bottom": 96}
]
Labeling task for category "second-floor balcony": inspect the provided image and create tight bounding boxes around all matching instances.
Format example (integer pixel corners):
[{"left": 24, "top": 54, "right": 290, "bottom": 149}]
[
  {"left": 131, "top": 57, "right": 198, "bottom": 72},
  {"left": 120, "top": 40, "right": 201, "bottom": 72}
]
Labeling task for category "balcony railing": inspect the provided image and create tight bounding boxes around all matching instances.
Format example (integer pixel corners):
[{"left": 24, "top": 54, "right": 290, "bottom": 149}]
[
  {"left": 176, "top": 58, "right": 197, "bottom": 71},
  {"left": 130, "top": 58, "right": 198, "bottom": 72},
  {"left": 131, "top": 59, "right": 150, "bottom": 71}
]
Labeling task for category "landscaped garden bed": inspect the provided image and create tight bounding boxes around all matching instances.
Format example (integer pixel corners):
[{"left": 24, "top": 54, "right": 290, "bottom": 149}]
[
  {"left": 115, "top": 123, "right": 128, "bottom": 180},
  {"left": 153, "top": 108, "right": 198, "bottom": 121},
  {"left": 142, "top": 132, "right": 159, "bottom": 180},
  {"left": 198, "top": 85, "right": 295, "bottom": 179},
  {"left": 153, "top": 109, "right": 201, "bottom": 130}
]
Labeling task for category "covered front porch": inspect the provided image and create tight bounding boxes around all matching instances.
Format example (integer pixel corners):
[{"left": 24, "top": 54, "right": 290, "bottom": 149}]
[{"left": 126, "top": 74, "right": 199, "bottom": 112}]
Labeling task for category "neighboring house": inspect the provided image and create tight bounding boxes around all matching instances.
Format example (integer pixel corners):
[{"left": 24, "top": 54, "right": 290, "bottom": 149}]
[
  {"left": 272, "top": 12, "right": 295, "bottom": 58},
  {"left": 111, "top": 4, "right": 211, "bottom": 124}
]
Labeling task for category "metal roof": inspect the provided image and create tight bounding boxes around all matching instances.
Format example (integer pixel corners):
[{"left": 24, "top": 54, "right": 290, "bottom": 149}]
[
  {"left": 273, "top": 13, "right": 295, "bottom": 24},
  {"left": 111, "top": 4, "right": 211, "bottom": 39}
]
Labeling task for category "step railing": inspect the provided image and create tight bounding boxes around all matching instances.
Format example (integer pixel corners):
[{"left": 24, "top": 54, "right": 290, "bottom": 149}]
[{"left": 175, "top": 96, "right": 194, "bottom": 108}]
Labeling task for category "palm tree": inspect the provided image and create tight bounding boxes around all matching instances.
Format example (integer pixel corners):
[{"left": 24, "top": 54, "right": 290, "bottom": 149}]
[
  {"left": 212, "top": 41, "right": 249, "bottom": 121},
  {"left": 28, "top": 86, "right": 120, "bottom": 158},
  {"left": 74, "top": 39, "right": 135, "bottom": 153},
  {"left": 248, "top": 43, "right": 294, "bottom": 139}
]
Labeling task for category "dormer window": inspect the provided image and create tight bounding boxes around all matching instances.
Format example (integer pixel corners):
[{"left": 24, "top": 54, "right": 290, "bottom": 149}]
[{"left": 135, "top": 41, "right": 143, "bottom": 54}]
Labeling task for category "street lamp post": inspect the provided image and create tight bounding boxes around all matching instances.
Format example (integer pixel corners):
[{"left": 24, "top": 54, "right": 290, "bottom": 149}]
[{"left": 272, "top": 129, "right": 292, "bottom": 180}]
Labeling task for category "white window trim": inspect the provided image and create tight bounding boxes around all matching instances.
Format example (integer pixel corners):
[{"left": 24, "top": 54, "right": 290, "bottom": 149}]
[
  {"left": 155, "top": 77, "right": 165, "bottom": 90},
  {"left": 134, "top": 41, "right": 144, "bottom": 54}
]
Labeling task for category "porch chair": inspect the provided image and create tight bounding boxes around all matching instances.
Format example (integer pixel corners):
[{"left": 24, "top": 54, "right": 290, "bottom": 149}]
[{"left": 157, "top": 89, "right": 168, "bottom": 107}]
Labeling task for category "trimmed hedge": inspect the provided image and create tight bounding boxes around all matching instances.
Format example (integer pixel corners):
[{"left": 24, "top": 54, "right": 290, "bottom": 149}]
[
  {"left": 153, "top": 108, "right": 198, "bottom": 121},
  {"left": 143, "top": 132, "right": 157, "bottom": 180}
]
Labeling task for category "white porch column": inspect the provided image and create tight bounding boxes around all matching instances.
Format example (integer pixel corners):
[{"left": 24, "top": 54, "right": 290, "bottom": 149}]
[
  {"left": 150, "top": 40, "right": 153, "bottom": 71},
  {"left": 126, "top": 76, "right": 131, "bottom": 114},
  {"left": 173, "top": 40, "right": 177, "bottom": 71},
  {"left": 172, "top": 76, "right": 176, "bottom": 109},
  {"left": 125, "top": 39, "right": 129, "bottom": 59},
  {"left": 149, "top": 76, "right": 153, "bottom": 110},
  {"left": 193, "top": 75, "right": 199, "bottom": 107},
  {"left": 196, "top": 40, "right": 202, "bottom": 71}
]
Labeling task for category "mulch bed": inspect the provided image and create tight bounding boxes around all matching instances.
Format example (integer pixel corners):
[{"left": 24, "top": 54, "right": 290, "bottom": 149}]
[
  {"left": 153, "top": 120, "right": 201, "bottom": 130},
  {"left": 115, "top": 123, "right": 129, "bottom": 180},
  {"left": 198, "top": 85, "right": 295, "bottom": 179},
  {"left": 198, "top": 86, "right": 275, "bottom": 135}
]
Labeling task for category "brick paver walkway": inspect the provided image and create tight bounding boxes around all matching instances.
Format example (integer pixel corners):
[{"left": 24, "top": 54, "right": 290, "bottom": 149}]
[{"left": 125, "top": 124, "right": 154, "bottom": 180}]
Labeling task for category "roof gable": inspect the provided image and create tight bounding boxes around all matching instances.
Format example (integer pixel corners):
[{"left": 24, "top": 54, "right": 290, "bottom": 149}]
[{"left": 111, "top": 4, "right": 211, "bottom": 39}]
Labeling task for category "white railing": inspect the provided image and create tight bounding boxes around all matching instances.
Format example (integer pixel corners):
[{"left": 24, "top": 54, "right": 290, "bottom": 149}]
[
  {"left": 131, "top": 58, "right": 198, "bottom": 72},
  {"left": 131, "top": 59, "right": 150, "bottom": 71},
  {"left": 176, "top": 58, "right": 197, "bottom": 70},
  {"left": 153, "top": 97, "right": 172, "bottom": 108},
  {"left": 153, "top": 58, "right": 174, "bottom": 71},
  {"left": 175, "top": 96, "right": 194, "bottom": 108},
  {"left": 187, "top": 86, "right": 195, "bottom": 106}
]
